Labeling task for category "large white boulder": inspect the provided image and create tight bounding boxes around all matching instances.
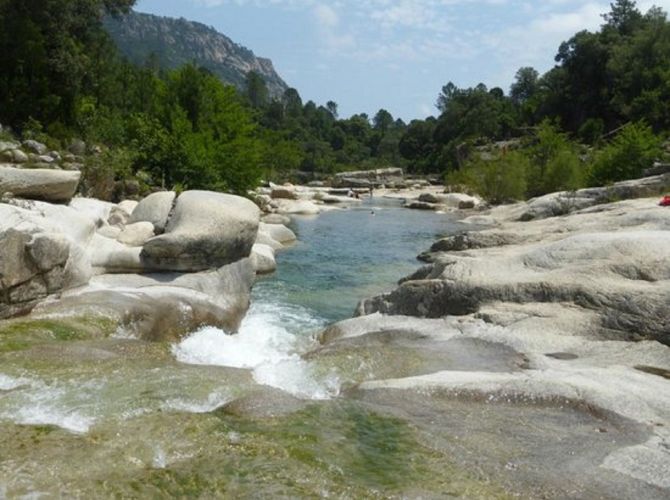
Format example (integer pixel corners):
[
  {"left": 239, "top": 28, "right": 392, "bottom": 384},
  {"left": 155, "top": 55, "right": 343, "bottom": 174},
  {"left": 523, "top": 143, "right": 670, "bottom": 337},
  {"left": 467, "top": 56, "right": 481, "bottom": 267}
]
[
  {"left": 118, "top": 199, "right": 139, "bottom": 215},
  {"left": 259, "top": 222, "right": 296, "bottom": 244},
  {"left": 33, "top": 258, "right": 256, "bottom": 340},
  {"left": 69, "top": 197, "right": 115, "bottom": 228},
  {"left": 141, "top": 191, "right": 260, "bottom": 272},
  {"left": 89, "top": 233, "right": 144, "bottom": 273},
  {"left": 0, "top": 202, "right": 93, "bottom": 318},
  {"left": 274, "top": 199, "right": 320, "bottom": 215},
  {"left": 255, "top": 231, "right": 283, "bottom": 250}
]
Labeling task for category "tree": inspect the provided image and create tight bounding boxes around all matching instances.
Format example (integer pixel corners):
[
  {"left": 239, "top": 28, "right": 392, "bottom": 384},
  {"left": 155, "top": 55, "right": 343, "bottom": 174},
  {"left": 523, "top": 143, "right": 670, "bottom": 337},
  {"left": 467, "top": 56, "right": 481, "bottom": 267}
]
[
  {"left": 588, "top": 121, "right": 662, "bottom": 185},
  {"left": 283, "top": 88, "right": 303, "bottom": 118},
  {"left": 326, "top": 101, "right": 339, "bottom": 119},
  {"left": 245, "top": 71, "right": 269, "bottom": 108},
  {"left": 0, "top": 0, "right": 137, "bottom": 129},
  {"left": 436, "top": 82, "right": 458, "bottom": 113},
  {"left": 526, "top": 120, "right": 583, "bottom": 196},
  {"left": 510, "top": 67, "right": 539, "bottom": 104},
  {"left": 373, "top": 109, "right": 394, "bottom": 133},
  {"left": 399, "top": 119, "right": 438, "bottom": 173},
  {"left": 603, "top": 0, "right": 643, "bottom": 35}
]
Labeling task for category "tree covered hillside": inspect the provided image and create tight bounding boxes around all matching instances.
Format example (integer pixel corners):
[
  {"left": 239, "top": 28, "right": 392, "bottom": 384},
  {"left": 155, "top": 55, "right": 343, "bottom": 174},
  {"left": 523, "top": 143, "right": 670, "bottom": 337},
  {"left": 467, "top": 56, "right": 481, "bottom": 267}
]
[
  {"left": 0, "top": 0, "right": 668, "bottom": 201},
  {"left": 104, "top": 11, "right": 289, "bottom": 99}
]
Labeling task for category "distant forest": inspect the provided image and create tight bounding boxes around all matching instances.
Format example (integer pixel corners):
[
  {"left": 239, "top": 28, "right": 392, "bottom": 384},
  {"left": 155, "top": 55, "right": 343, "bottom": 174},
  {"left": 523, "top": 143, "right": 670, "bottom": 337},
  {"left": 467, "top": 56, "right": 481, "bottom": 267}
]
[{"left": 0, "top": 0, "right": 667, "bottom": 201}]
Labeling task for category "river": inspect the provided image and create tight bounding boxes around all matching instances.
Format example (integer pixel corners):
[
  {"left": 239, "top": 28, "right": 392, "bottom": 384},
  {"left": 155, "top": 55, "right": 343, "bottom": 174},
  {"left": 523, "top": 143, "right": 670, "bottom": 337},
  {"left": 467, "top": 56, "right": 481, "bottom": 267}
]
[
  {"left": 174, "top": 198, "right": 467, "bottom": 399},
  {"left": 3, "top": 198, "right": 509, "bottom": 498}
]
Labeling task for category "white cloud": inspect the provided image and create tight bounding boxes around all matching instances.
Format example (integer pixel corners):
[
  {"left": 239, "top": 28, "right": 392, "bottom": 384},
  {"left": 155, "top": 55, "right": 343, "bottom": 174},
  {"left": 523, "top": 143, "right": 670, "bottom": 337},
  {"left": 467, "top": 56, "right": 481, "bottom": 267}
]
[
  {"left": 312, "top": 3, "right": 356, "bottom": 51},
  {"left": 187, "top": 0, "right": 670, "bottom": 86}
]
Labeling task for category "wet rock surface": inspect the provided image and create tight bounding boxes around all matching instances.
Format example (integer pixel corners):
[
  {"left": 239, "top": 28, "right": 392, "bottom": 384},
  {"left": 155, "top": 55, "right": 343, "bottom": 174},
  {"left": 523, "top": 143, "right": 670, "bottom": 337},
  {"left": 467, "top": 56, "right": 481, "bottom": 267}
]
[{"left": 338, "top": 192, "right": 670, "bottom": 496}]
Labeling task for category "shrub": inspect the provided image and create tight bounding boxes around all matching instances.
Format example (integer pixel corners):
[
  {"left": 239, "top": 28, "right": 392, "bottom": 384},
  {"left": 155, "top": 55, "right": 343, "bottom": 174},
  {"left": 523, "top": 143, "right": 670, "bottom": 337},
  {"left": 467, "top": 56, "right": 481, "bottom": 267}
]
[
  {"left": 447, "top": 151, "right": 529, "bottom": 204},
  {"left": 79, "top": 147, "right": 134, "bottom": 201},
  {"left": 588, "top": 121, "right": 662, "bottom": 186},
  {"left": 526, "top": 120, "right": 584, "bottom": 196}
]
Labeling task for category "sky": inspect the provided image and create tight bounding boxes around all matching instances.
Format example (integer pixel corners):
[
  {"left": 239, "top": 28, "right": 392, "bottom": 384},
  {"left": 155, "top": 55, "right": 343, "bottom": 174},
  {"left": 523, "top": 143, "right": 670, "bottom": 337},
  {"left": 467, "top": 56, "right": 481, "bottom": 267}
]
[{"left": 135, "top": 0, "right": 670, "bottom": 122}]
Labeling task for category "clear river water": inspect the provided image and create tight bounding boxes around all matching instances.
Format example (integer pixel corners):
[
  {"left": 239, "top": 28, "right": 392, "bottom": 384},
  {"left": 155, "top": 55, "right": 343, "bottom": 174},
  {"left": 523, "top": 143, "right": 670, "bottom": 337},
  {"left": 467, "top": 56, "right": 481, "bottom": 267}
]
[
  {"left": 3, "top": 198, "right": 514, "bottom": 498},
  {"left": 174, "top": 198, "right": 468, "bottom": 400},
  {"left": 1, "top": 199, "right": 650, "bottom": 498}
]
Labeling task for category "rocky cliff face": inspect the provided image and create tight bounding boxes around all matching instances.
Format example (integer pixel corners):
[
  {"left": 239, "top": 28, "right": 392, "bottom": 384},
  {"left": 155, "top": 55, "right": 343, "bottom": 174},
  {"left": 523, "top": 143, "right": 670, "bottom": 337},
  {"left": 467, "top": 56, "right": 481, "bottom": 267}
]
[{"left": 104, "top": 11, "right": 289, "bottom": 98}]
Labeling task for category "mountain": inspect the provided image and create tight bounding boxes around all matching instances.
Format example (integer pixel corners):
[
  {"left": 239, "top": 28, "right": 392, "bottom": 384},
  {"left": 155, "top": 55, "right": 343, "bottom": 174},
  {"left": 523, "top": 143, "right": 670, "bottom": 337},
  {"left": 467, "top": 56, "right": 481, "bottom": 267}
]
[{"left": 104, "top": 11, "right": 289, "bottom": 98}]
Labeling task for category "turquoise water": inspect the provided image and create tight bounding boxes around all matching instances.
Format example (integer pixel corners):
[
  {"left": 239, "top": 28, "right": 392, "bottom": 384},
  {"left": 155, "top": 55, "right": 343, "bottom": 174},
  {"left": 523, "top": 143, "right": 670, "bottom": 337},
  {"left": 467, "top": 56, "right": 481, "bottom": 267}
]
[{"left": 252, "top": 198, "right": 467, "bottom": 328}]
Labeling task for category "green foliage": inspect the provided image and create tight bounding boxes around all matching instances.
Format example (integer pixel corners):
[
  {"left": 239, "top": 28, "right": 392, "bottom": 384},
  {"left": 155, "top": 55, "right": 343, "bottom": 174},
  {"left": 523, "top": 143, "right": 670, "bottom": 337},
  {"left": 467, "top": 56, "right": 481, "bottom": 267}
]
[
  {"left": 0, "top": 0, "right": 135, "bottom": 129},
  {"left": 526, "top": 120, "right": 584, "bottom": 196},
  {"left": 578, "top": 118, "right": 605, "bottom": 145},
  {"left": 80, "top": 147, "right": 134, "bottom": 200},
  {"left": 245, "top": 71, "right": 269, "bottom": 109},
  {"left": 2, "top": 0, "right": 669, "bottom": 196},
  {"left": 588, "top": 121, "right": 662, "bottom": 185},
  {"left": 0, "top": 128, "right": 15, "bottom": 142},
  {"left": 447, "top": 152, "right": 529, "bottom": 204},
  {"left": 446, "top": 121, "right": 587, "bottom": 204}
]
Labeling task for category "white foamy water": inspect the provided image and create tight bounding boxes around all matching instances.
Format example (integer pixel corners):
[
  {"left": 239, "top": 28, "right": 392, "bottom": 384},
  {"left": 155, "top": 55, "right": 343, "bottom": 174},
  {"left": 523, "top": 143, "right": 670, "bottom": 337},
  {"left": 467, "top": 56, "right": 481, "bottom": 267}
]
[
  {"left": 0, "top": 375, "right": 94, "bottom": 433},
  {"left": 161, "top": 390, "right": 232, "bottom": 414},
  {"left": 172, "top": 302, "right": 340, "bottom": 400},
  {"left": 0, "top": 370, "right": 238, "bottom": 434},
  {"left": 0, "top": 373, "right": 30, "bottom": 391}
]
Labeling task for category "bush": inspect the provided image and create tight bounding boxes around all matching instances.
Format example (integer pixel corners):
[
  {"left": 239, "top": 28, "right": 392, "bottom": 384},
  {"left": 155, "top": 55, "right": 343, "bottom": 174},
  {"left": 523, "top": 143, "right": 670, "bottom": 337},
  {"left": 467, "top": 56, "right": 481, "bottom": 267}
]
[
  {"left": 588, "top": 121, "right": 662, "bottom": 186},
  {"left": 79, "top": 147, "right": 134, "bottom": 201},
  {"left": 526, "top": 120, "right": 584, "bottom": 196},
  {"left": 447, "top": 151, "right": 529, "bottom": 204}
]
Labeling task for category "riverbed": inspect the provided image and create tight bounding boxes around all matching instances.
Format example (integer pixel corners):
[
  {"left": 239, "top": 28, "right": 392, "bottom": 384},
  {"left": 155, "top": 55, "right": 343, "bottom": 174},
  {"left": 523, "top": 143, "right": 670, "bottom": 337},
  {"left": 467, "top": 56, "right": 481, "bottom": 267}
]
[
  {"left": 2, "top": 198, "right": 507, "bottom": 498},
  {"left": 3, "top": 195, "right": 667, "bottom": 499}
]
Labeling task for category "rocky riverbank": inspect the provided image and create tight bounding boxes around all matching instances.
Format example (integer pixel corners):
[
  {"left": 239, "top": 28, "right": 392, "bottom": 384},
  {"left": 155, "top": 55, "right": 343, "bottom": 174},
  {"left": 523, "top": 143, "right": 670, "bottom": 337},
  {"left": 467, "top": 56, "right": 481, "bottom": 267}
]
[
  {"left": 2, "top": 151, "right": 670, "bottom": 496},
  {"left": 0, "top": 152, "right": 298, "bottom": 341},
  {"left": 309, "top": 174, "right": 670, "bottom": 496}
]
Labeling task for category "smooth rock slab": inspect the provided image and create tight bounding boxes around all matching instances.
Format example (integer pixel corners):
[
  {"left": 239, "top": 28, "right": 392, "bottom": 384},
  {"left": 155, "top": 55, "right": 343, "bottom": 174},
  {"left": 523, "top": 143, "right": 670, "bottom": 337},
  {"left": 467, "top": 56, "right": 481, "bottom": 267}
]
[
  {"left": 0, "top": 167, "right": 80, "bottom": 203},
  {"left": 33, "top": 258, "right": 256, "bottom": 340}
]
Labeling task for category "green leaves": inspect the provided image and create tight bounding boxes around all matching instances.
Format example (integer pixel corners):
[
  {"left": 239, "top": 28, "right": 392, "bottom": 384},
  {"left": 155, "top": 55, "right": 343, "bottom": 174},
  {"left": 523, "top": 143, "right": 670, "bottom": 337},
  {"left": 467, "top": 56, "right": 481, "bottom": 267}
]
[{"left": 588, "top": 121, "right": 662, "bottom": 185}]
